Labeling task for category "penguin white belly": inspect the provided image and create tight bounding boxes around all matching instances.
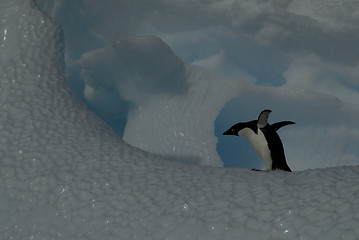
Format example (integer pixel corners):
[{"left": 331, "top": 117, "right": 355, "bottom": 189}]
[{"left": 238, "top": 128, "right": 272, "bottom": 170}]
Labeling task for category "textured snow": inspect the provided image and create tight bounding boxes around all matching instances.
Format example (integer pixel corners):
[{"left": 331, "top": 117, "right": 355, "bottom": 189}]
[{"left": 1, "top": 1, "right": 359, "bottom": 239}]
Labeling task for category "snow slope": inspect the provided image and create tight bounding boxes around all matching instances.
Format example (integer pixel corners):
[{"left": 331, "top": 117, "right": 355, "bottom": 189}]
[{"left": 0, "top": 1, "right": 359, "bottom": 239}]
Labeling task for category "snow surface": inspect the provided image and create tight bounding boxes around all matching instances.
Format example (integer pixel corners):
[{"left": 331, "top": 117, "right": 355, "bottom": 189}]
[{"left": 1, "top": 1, "right": 359, "bottom": 239}]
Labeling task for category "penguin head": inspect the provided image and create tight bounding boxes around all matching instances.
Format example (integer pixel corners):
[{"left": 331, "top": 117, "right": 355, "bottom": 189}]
[
  {"left": 223, "top": 125, "right": 240, "bottom": 136},
  {"left": 223, "top": 110, "right": 272, "bottom": 137},
  {"left": 223, "top": 121, "right": 257, "bottom": 136}
]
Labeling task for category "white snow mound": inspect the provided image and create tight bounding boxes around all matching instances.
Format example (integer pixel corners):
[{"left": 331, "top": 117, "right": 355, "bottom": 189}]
[{"left": 0, "top": 1, "right": 358, "bottom": 239}]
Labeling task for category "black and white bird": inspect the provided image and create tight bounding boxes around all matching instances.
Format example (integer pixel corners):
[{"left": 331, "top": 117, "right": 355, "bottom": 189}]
[{"left": 223, "top": 109, "right": 294, "bottom": 172}]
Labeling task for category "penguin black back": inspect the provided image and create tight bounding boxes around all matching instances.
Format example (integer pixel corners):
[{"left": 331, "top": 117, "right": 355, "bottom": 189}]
[{"left": 260, "top": 123, "right": 292, "bottom": 171}]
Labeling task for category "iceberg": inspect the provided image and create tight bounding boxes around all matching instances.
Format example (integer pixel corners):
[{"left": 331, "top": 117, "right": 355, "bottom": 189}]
[
  {"left": 1, "top": 1, "right": 359, "bottom": 239},
  {"left": 35, "top": 0, "right": 359, "bottom": 171},
  {"left": 78, "top": 34, "right": 242, "bottom": 167}
]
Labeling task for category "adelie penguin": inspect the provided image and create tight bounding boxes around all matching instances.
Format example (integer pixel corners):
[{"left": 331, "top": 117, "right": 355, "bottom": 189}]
[{"left": 223, "top": 109, "right": 294, "bottom": 172}]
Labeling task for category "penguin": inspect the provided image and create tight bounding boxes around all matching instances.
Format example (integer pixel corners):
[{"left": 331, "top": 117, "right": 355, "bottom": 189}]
[{"left": 223, "top": 109, "right": 294, "bottom": 172}]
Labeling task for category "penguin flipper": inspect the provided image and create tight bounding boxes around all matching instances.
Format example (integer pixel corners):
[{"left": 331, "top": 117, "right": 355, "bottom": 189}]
[
  {"left": 271, "top": 121, "right": 295, "bottom": 132},
  {"left": 257, "top": 109, "right": 272, "bottom": 128}
]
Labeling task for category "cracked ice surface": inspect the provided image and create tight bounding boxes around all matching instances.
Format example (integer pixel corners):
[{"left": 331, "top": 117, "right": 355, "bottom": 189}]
[{"left": 0, "top": 1, "right": 359, "bottom": 239}]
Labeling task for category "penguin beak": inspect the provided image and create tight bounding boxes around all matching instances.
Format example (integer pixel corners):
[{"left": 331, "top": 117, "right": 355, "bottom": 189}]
[{"left": 223, "top": 129, "right": 233, "bottom": 135}]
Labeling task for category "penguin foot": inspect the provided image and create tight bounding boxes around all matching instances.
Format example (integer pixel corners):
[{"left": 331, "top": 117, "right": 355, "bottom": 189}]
[{"left": 251, "top": 168, "right": 270, "bottom": 172}]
